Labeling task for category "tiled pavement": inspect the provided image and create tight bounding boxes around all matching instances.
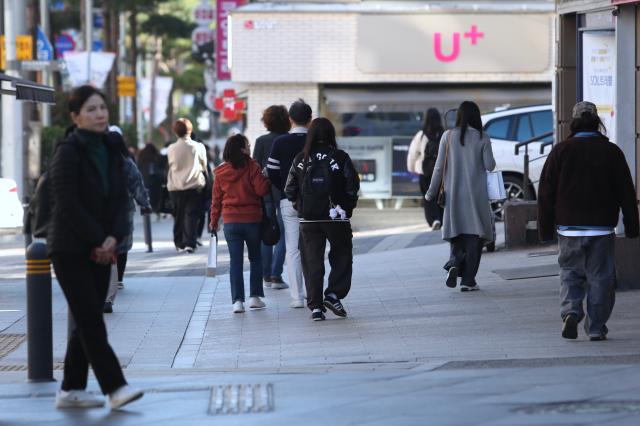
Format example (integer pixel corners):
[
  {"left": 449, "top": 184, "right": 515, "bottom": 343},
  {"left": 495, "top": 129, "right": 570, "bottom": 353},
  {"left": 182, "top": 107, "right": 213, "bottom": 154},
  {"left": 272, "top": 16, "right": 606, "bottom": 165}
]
[{"left": 1, "top": 209, "right": 640, "bottom": 424}]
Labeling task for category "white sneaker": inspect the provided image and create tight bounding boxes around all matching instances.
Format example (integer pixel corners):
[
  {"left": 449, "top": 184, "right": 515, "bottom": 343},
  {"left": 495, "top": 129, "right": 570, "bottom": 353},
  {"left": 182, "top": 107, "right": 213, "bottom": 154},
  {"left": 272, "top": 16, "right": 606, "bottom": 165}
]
[
  {"left": 249, "top": 297, "right": 266, "bottom": 309},
  {"left": 108, "top": 385, "right": 144, "bottom": 410},
  {"left": 55, "top": 389, "right": 105, "bottom": 409},
  {"left": 233, "top": 301, "right": 245, "bottom": 313},
  {"left": 289, "top": 299, "right": 305, "bottom": 309},
  {"left": 263, "top": 279, "right": 272, "bottom": 288},
  {"left": 432, "top": 220, "right": 442, "bottom": 231}
]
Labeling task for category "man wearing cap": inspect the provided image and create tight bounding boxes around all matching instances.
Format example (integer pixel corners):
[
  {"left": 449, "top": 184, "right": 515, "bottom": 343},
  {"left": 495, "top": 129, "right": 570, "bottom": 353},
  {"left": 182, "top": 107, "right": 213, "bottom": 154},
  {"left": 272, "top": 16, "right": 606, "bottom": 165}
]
[{"left": 538, "top": 101, "right": 639, "bottom": 341}]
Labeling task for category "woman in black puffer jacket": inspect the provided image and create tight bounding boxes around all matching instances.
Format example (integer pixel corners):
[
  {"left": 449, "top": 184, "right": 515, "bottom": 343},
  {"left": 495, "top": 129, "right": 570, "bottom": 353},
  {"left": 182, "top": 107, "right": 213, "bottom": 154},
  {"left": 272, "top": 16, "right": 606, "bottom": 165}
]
[{"left": 48, "top": 85, "right": 143, "bottom": 410}]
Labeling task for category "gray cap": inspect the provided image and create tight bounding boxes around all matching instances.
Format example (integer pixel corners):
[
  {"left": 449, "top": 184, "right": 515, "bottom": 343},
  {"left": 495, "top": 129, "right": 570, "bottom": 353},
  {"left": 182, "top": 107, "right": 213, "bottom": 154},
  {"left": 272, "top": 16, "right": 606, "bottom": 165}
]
[{"left": 572, "top": 101, "right": 598, "bottom": 119}]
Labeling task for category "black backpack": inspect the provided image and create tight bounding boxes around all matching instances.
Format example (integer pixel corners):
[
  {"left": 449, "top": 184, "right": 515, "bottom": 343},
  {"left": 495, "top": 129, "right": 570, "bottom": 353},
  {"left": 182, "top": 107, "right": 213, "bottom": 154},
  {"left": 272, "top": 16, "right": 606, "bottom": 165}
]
[
  {"left": 27, "top": 172, "right": 51, "bottom": 238},
  {"left": 300, "top": 152, "right": 335, "bottom": 219},
  {"left": 421, "top": 133, "right": 441, "bottom": 177}
]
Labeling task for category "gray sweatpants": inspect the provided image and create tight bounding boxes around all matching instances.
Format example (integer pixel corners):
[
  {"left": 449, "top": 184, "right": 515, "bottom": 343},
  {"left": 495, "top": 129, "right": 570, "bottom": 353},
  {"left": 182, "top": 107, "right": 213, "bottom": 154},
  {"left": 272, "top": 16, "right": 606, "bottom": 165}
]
[{"left": 558, "top": 234, "right": 616, "bottom": 337}]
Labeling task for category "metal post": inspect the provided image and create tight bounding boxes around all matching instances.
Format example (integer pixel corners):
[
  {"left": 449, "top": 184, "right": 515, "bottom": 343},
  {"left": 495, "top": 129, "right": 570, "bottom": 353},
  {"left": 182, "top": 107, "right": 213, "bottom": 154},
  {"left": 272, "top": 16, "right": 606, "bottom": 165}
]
[
  {"left": 85, "top": 0, "right": 93, "bottom": 84},
  {"left": 1, "top": 0, "right": 26, "bottom": 197},
  {"left": 523, "top": 144, "right": 530, "bottom": 200},
  {"left": 39, "top": 0, "right": 51, "bottom": 126},
  {"left": 25, "top": 241, "right": 54, "bottom": 382},
  {"left": 143, "top": 213, "right": 153, "bottom": 252}
]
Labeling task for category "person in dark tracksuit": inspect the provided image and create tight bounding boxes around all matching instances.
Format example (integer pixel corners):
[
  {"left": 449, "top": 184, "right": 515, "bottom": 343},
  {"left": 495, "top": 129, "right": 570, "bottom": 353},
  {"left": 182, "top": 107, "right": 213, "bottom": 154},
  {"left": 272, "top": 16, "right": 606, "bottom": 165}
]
[
  {"left": 48, "top": 85, "right": 143, "bottom": 410},
  {"left": 284, "top": 118, "right": 360, "bottom": 321}
]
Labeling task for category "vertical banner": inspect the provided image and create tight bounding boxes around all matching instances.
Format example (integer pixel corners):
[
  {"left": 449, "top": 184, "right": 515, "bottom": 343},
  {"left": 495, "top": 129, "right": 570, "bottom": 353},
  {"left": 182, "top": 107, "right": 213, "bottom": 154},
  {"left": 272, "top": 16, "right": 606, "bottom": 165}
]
[
  {"left": 582, "top": 31, "right": 616, "bottom": 141},
  {"left": 216, "top": 0, "right": 247, "bottom": 80}
]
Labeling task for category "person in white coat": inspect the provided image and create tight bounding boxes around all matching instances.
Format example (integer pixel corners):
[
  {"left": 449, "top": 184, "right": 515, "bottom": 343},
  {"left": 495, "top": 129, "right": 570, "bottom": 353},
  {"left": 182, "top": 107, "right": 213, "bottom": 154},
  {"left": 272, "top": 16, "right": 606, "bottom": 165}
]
[{"left": 407, "top": 108, "right": 444, "bottom": 230}]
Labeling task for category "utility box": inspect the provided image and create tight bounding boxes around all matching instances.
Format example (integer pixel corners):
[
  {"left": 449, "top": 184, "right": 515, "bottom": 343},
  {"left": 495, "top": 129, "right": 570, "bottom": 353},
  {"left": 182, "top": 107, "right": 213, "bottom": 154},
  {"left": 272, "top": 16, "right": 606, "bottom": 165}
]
[{"left": 503, "top": 200, "right": 541, "bottom": 248}]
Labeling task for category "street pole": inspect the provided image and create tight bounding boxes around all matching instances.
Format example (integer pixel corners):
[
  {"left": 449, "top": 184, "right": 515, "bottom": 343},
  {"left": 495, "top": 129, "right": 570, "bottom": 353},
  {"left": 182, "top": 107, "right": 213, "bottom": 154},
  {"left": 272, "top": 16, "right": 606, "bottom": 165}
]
[
  {"left": 39, "top": 0, "right": 50, "bottom": 126},
  {"left": 1, "top": 0, "right": 26, "bottom": 198},
  {"left": 85, "top": 0, "right": 93, "bottom": 84},
  {"left": 118, "top": 11, "right": 126, "bottom": 125}
]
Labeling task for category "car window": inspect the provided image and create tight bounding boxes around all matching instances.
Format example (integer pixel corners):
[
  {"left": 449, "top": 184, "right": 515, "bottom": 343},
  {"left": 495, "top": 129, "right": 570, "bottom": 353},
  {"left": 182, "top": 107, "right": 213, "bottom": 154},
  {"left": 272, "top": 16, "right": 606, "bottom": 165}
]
[
  {"left": 531, "top": 110, "right": 553, "bottom": 141},
  {"left": 484, "top": 117, "right": 512, "bottom": 140},
  {"left": 516, "top": 114, "right": 533, "bottom": 142}
]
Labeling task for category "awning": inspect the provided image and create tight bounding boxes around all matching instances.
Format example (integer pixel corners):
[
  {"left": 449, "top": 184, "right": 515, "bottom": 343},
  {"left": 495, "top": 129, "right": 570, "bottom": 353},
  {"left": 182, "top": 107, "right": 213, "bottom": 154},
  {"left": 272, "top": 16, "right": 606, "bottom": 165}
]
[{"left": 0, "top": 72, "right": 55, "bottom": 104}]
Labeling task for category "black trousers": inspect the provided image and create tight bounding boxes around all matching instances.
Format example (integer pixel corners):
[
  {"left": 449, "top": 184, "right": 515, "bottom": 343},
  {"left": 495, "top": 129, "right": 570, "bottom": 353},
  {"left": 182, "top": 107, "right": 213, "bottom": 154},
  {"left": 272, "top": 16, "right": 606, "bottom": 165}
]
[
  {"left": 445, "top": 234, "right": 483, "bottom": 286},
  {"left": 170, "top": 189, "right": 203, "bottom": 249},
  {"left": 299, "top": 221, "right": 353, "bottom": 310},
  {"left": 51, "top": 254, "right": 127, "bottom": 395},
  {"left": 419, "top": 175, "right": 443, "bottom": 226},
  {"left": 116, "top": 252, "right": 127, "bottom": 282}
]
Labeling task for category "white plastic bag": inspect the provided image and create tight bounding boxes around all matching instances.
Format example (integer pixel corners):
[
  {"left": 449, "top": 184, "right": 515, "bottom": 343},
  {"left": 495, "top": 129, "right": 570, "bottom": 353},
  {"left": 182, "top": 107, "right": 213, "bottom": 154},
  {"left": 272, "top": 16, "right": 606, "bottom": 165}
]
[
  {"left": 206, "top": 235, "right": 217, "bottom": 277},
  {"left": 487, "top": 171, "right": 507, "bottom": 201}
]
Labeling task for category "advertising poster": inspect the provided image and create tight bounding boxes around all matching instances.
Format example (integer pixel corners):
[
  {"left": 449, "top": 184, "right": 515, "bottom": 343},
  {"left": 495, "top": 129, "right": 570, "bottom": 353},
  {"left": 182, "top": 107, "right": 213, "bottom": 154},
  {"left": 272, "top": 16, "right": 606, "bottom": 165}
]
[{"left": 582, "top": 31, "right": 616, "bottom": 141}]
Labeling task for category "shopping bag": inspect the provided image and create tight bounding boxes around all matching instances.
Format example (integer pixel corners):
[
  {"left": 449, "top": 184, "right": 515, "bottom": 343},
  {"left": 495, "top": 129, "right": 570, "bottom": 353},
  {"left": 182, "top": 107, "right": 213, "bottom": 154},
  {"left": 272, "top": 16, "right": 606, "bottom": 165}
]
[
  {"left": 206, "top": 234, "right": 217, "bottom": 277},
  {"left": 487, "top": 171, "right": 507, "bottom": 202},
  {"left": 106, "top": 263, "right": 119, "bottom": 304}
]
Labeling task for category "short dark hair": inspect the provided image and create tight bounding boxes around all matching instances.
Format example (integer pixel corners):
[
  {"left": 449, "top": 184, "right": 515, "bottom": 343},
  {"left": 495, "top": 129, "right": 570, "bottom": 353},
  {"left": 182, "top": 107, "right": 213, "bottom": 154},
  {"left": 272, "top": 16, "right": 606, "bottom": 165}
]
[
  {"left": 223, "top": 134, "right": 250, "bottom": 169},
  {"left": 262, "top": 105, "right": 291, "bottom": 134},
  {"left": 68, "top": 85, "right": 106, "bottom": 115},
  {"left": 173, "top": 118, "right": 193, "bottom": 138},
  {"left": 289, "top": 99, "right": 312, "bottom": 126},
  {"left": 570, "top": 112, "right": 606, "bottom": 135}
]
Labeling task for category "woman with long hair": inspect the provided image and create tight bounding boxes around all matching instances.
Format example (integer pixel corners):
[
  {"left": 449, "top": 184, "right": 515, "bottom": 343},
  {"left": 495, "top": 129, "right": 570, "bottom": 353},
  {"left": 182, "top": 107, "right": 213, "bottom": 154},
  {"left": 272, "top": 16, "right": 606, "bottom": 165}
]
[
  {"left": 426, "top": 101, "right": 496, "bottom": 291},
  {"left": 48, "top": 85, "right": 143, "bottom": 410},
  {"left": 210, "top": 134, "right": 271, "bottom": 313},
  {"left": 284, "top": 118, "right": 360, "bottom": 321},
  {"left": 407, "top": 108, "right": 445, "bottom": 229}
]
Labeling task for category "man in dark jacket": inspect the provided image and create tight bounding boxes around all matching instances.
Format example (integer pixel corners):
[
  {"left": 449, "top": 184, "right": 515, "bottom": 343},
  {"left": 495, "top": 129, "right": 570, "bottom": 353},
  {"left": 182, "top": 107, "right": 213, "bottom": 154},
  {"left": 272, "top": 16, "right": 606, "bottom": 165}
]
[
  {"left": 538, "top": 101, "right": 639, "bottom": 341},
  {"left": 266, "top": 100, "right": 312, "bottom": 308}
]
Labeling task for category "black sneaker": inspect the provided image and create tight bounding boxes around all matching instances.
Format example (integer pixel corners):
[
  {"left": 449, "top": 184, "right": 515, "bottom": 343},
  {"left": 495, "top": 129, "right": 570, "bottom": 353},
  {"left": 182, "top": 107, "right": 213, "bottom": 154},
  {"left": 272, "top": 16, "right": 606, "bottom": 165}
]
[
  {"left": 590, "top": 324, "right": 609, "bottom": 341},
  {"left": 323, "top": 295, "right": 347, "bottom": 317},
  {"left": 562, "top": 314, "right": 578, "bottom": 339},
  {"left": 446, "top": 267, "right": 458, "bottom": 288},
  {"left": 311, "top": 310, "right": 325, "bottom": 321},
  {"left": 103, "top": 302, "right": 113, "bottom": 314}
]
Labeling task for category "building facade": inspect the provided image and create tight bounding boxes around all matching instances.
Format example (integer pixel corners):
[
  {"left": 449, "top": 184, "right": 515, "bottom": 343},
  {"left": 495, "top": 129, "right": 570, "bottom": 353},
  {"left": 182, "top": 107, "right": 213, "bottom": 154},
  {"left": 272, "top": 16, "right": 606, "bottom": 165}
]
[{"left": 230, "top": 1, "right": 556, "bottom": 143}]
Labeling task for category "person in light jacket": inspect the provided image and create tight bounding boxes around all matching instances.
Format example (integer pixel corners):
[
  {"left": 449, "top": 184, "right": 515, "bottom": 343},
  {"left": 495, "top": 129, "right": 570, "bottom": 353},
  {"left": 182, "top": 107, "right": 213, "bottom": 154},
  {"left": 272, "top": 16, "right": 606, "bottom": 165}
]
[
  {"left": 167, "top": 118, "right": 208, "bottom": 253},
  {"left": 426, "top": 101, "right": 496, "bottom": 292},
  {"left": 407, "top": 108, "right": 445, "bottom": 229}
]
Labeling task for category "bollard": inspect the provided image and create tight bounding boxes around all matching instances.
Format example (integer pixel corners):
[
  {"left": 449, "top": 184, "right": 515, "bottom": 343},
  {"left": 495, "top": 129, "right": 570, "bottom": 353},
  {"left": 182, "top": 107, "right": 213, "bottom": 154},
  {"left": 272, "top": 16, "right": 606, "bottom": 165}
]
[
  {"left": 143, "top": 213, "right": 153, "bottom": 252},
  {"left": 25, "top": 242, "right": 54, "bottom": 382}
]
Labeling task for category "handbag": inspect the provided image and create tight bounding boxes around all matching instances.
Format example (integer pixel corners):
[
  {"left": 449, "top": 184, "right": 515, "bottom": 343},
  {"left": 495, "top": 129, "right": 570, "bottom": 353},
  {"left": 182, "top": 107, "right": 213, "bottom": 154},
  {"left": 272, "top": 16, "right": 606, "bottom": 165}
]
[
  {"left": 206, "top": 233, "right": 217, "bottom": 277},
  {"left": 261, "top": 190, "right": 281, "bottom": 246},
  {"left": 437, "top": 132, "right": 451, "bottom": 208}
]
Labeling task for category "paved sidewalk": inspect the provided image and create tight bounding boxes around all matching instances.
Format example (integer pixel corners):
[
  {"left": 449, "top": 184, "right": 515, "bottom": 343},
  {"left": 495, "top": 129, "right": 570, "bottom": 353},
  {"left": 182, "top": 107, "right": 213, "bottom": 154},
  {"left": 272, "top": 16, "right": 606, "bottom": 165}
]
[{"left": 1, "top": 216, "right": 639, "bottom": 424}]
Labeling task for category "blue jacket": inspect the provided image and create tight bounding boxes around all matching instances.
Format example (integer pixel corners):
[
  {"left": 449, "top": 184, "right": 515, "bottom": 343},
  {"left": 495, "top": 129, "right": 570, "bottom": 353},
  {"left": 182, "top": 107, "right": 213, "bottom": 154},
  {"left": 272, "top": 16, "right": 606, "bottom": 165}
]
[{"left": 117, "top": 157, "right": 151, "bottom": 253}]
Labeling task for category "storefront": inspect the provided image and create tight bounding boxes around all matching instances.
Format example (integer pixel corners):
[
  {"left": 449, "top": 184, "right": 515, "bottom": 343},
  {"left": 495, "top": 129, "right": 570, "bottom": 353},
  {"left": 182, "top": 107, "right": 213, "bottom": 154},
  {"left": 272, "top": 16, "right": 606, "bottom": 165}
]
[
  {"left": 230, "top": 1, "right": 555, "bottom": 197},
  {"left": 557, "top": 0, "right": 640, "bottom": 288}
]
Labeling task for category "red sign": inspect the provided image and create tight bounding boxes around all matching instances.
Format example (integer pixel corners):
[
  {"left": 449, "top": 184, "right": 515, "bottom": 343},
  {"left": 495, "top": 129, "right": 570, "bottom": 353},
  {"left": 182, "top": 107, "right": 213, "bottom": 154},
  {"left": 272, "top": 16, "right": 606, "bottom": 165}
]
[
  {"left": 193, "top": 3, "right": 215, "bottom": 27},
  {"left": 216, "top": 0, "right": 248, "bottom": 80}
]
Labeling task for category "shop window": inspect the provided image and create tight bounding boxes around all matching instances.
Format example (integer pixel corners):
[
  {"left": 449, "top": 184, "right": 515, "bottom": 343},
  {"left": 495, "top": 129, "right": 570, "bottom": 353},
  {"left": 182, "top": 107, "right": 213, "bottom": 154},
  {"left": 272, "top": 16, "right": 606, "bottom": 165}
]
[{"left": 341, "top": 112, "right": 423, "bottom": 137}]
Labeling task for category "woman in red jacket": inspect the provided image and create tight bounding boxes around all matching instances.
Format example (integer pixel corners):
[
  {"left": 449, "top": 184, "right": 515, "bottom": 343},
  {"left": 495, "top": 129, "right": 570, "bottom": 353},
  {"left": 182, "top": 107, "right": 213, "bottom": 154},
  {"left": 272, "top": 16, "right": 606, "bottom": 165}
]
[{"left": 211, "top": 134, "right": 271, "bottom": 313}]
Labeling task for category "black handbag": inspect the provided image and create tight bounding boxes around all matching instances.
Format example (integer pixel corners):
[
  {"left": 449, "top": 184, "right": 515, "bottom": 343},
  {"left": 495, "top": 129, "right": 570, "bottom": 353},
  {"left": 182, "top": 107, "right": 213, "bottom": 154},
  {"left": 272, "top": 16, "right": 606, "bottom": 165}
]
[{"left": 261, "top": 190, "right": 280, "bottom": 246}]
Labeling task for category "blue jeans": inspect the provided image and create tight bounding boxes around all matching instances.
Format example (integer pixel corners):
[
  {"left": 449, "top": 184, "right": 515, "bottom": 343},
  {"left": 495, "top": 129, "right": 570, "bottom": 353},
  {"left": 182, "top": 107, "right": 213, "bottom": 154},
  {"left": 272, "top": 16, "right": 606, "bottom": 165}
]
[
  {"left": 223, "top": 222, "right": 264, "bottom": 303},
  {"left": 261, "top": 201, "right": 286, "bottom": 280}
]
